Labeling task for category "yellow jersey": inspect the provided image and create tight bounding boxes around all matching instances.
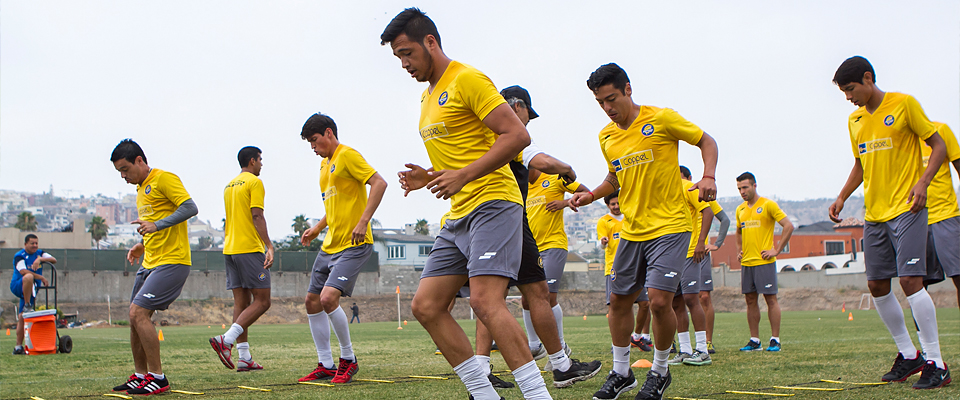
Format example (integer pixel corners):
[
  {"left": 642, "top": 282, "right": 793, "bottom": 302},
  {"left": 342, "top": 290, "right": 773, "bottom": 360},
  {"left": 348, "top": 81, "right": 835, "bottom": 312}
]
[
  {"left": 136, "top": 168, "right": 192, "bottom": 269},
  {"left": 736, "top": 197, "right": 787, "bottom": 267},
  {"left": 320, "top": 144, "right": 376, "bottom": 254},
  {"left": 418, "top": 60, "right": 523, "bottom": 220},
  {"left": 848, "top": 92, "right": 937, "bottom": 222},
  {"left": 598, "top": 106, "right": 703, "bottom": 242},
  {"left": 597, "top": 213, "right": 623, "bottom": 275},
  {"left": 682, "top": 180, "right": 710, "bottom": 258},
  {"left": 527, "top": 173, "right": 580, "bottom": 251},
  {"left": 922, "top": 123, "right": 960, "bottom": 224},
  {"left": 223, "top": 172, "right": 266, "bottom": 255}
]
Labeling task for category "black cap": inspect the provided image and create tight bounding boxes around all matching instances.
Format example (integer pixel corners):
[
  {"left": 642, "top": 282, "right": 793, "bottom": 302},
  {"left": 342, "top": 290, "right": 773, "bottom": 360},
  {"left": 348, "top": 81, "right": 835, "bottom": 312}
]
[{"left": 500, "top": 85, "right": 539, "bottom": 120}]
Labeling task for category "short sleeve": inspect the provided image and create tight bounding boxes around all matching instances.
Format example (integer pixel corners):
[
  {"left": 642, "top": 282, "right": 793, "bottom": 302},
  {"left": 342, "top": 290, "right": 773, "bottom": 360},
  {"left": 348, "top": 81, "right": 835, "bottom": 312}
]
[
  {"left": 41, "top": 252, "right": 53, "bottom": 259},
  {"left": 249, "top": 178, "right": 265, "bottom": 210},
  {"left": 709, "top": 201, "right": 723, "bottom": 214},
  {"left": 461, "top": 69, "right": 506, "bottom": 121},
  {"left": 661, "top": 108, "right": 704, "bottom": 146},
  {"left": 849, "top": 119, "right": 861, "bottom": 159},
  {"left": 938, "top": 124, "right": 960, "bottom": 162},
  {"left": 905, "top": 95, "right": 936, "bottom": 141},
  {"left": 684, "top": 185, "right": 709, "bottom": 213},
  {"left": 158, "top": 172, "right": 192, "bottom": 207},
  {"left": 562, "top": 179, "right": 580, "bottom": 194},
  {"left": 521, "top": 140, "right": 545, "bottom": 168},
  {"left": 768, "top": 200, "right": 787, "bottom": 222},
  {"left": 343, "top": 148, "right": 377, "bottom": 184},
  {"left": 735, "top": 205, "right": 744, "bottom": 227},
  {"left": 15, "top": 260, "right": 26, "bottom": 272}
]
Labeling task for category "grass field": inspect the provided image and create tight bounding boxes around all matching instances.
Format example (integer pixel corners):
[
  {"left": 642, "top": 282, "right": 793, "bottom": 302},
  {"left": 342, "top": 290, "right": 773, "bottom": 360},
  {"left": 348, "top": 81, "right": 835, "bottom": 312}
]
[{"left": 1, "top": 309, "right": 959, "bottom": 399}]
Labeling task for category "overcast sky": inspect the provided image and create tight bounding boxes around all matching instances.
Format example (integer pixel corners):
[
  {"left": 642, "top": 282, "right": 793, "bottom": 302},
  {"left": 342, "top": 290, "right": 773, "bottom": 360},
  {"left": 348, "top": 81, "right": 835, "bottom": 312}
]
[{"left": 2, "top": 0, "right": 958, "bottom": 238}]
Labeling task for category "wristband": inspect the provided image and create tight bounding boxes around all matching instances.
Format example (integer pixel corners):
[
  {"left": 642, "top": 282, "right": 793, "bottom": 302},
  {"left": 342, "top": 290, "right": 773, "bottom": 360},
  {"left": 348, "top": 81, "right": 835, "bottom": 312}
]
[
  {"left": 702, "top": 175, "right": 715, "bottom": 181},
  {"left": 587, "top": 191, "right": 595, "bottom": 202}
]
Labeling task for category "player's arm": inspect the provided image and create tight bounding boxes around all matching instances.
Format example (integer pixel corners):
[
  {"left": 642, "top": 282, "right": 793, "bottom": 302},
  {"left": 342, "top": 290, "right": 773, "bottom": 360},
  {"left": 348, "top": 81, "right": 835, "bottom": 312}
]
[
  {"left": 353, "top": 172, "right": 388, "bottom": 245},
  {"left": 426, "top": 104, "right": 530, "bottom": 199},
  {"left": 17, "top": 260, "right": 49, "bottom": 285},
  {"left": 134, "top": 198, "right": 198, "bottom": 235},
  {"left": 597, "top": 222, "right": 609, "bottom": 249},
  {"left": 735, "top": 219, "right": 743, "bottom": 261},
  {"left": 829, "top": 159, "right": 863, "bottom": 223},
  {"left": 38, "top": 252, "right": 56, "bottom": 264},
  {"left": 688, "top": 133, "right": 719, "bottom": 201},
  {"left": 909, "top": 132, "right": 946, "bottom": 213},
  {"left": 251, "top": 207, "right": 274, "bottom": 269},
  {"left": 693, "top": 207, "right": 714, "bottom": 262},
  {"left": 528, "top": 153, "right": 576, "bottom": 183},
  {"left": 763, "top": 216, "right": 795, "bottom": 260},
  {"left": 547, "top": 183, "right": 588, "bottom": 211},
  {"left": 570, "top": 172, "right": 619, "bottom": 211},
  {"left": 709, "top": 210, "right": 730, "bottom": 250},
  {"left": 301, "top": 216, "right": 327, "bottom": 246}
]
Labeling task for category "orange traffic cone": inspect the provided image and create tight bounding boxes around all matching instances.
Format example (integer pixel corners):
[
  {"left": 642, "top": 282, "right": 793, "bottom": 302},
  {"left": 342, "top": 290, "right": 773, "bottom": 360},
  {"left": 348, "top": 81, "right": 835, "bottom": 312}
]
[
  {"left": 403, "top": 320, "right": 408, "bottom": 325},
  {"left": 842, "top": 302, "right": 846, "bottom": 313},
  {"left": 583, "top": 315, "right": 587, "bottom": 320},
  {"left": 848, "top": 312, "right": 854, "bottom": 321},
  {"left": 158, "top": 329, "right": 165, "bottom": 341},
  {"left": 222, "top": 324, "right": 226, "bottom": 329},
  {"left": 632, "top": 359, "right": 653, "bottom": 368},
  {"left": 5, "top": 328, "right": 9, "bottom": 335}
]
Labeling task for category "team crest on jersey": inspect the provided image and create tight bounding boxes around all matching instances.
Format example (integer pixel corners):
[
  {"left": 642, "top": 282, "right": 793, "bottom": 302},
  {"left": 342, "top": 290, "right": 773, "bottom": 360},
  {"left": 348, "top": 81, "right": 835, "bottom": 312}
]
[
  {"left": 756, "top": 207, "right": 763, "bottom": 214},
  {"left": 330, "top": 164, "right": 336, "bottom": 173},
  {"left": 144, "top": 185, "right": 152, "bottom": 194},
  {"left": 884, "top": 115, "right": 894, "bottom": 126},
  {"left": 641, "top": 124, "right": 654, "bottom": 136},
  {"left": 258, "top": 272, "right": 266, "bottom": 281},
  {"left": 438, "top": 91, "right": 449, "bottom": 106},
  {"left": 541, "top": 180, "right": 550, "bottom": 188}
]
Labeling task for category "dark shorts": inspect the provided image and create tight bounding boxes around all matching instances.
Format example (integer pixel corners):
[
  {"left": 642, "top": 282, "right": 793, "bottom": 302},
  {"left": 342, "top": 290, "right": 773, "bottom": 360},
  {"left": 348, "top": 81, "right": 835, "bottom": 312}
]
[
  {"left": 606, "top": 278, "right": 647, "bottom": 305},
  {"left": 421, "top": 200, "right": 523, "bottom": 281},
  {"left": 225, "top": 252, "right": 270, "bottom": 290},
  {"left": 864, "top": 210, "right": 928, "bottom": 281},
  {"left": 131, "top": 264, "right": 190, "bottom": 310},
  {"left": 741, "top": 262, "right": 777, "bottom": 295},
  {"left": 675, "top": 257, "right": 701, "bottom": 296},
  {"left": 308, "top": 244, "right": 373, "bottom": 297},
  {"left": 609, "top": 232, "right": 690, "bottom": 295},
  {"left": 541, "top": 248, "right": 567, "bottom": 293},
  {"left": 924, "top": 216, "right": 960, "bottom": 285},
  {"left": 510, "top": 215, "right": 546, "bottom": 286},
  {"left": 10, "top": 280, "right": 37, "bottom": 312},
  {"left": 700, "top": 253, "right": 714, "bottom": 292}
]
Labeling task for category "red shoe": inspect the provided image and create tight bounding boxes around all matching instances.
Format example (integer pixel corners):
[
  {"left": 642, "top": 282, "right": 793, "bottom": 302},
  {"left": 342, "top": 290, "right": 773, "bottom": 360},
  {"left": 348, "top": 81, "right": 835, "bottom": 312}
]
[
  {"left": 126, "top": 374, "right": 170, "bottom": 395},
  {"left": 298, "top": 363, "right": 337, "bottom": 382},
  {"left": 237, "top": 359, "right": 263, "bottom": 372},
  {"left": 331, "top": 357, "right": 359, "bottom": 383},
  {"left": 209, "top": 335, "right": 235, "bottom": 369}
]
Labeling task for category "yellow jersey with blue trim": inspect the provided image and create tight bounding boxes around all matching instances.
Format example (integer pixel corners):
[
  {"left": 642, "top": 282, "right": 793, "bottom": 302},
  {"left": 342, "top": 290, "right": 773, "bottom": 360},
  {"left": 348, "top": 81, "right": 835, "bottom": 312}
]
[
  {"left": 136, "top": 168, "right": 192, "bottom": 269},
  {"left": 848, "top": 92, "right": 937, "bottom": 222},
  {"left": 596, "top": 213, "right": 623, "bottom": 275},
  {"left": 682, "top": 180, "right": 710, "bottom": 258},
  {"left": 922, "top": 123, "right": 960, "bottom": 224},
  {"left": 418, "top": 60, "right": 523, "bottom": 220},
  {"left": 223, "top": 172, "right": 266, "bottom": 255},
  {"left": 599, "top": 106, "right": 703, "bottom": 242},
  {"left": 736, "top": 197, "right": 787, "bottom": 267},
  {"left": 319, "top": 144, "right": 376, "bottom": 254},
  {"left": 527, "top": 173, "right": 580, "bottom": 251}
]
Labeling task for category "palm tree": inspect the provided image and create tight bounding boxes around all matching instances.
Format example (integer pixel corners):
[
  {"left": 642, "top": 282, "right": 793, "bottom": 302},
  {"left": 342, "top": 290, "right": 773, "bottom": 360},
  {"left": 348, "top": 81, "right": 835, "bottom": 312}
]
[
  {"left": 414, "top": 218, "right": 429, "bottom": 236},
  {"left": 291, "top": 214, "right": 310, "bottom": 237},
  {"left": 15, "top": 212, "right": 38, "bottom": 231},
  {"left": 88, "top": 216, "right": 109, "bottom": 249}
]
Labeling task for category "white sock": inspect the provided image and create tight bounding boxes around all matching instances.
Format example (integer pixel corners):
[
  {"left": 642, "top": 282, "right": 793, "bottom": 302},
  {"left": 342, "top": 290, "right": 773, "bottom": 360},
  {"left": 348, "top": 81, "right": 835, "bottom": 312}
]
[
  {"left": 476, "top": 355, "right": 491, "bottom": 375},
  {"left": 237, "top": 342, "right": 251, "bottom": 361},
  {"left": 135, "top": 373, "right": 145, "bottom": 379},
  {"left": 552, "top": 304, "right": 565, "bottom": 346},
  {"left": 750, "top": 337, "right": 760, "bottom": 344},
  {"left": 327, "top": 307, "right": 355, "bottom": 361},
  {"left": 522, "top": 309, "right": 541, "bottom": 350},
  {"left": 873, "top": 292, "right": 918, "bottom": 357},
  {"left": 549, "top": 348, "right": 572, "bottom": 372},
  {"left": 149, "top": 372, "right": 164, "bottom": 380},
  {"left": 695, "top": 331, "right": 707, "bottom": 353},
  {"left": 308, "top": 312, "right": 334, "bottom": 368},
  {"left": 652, "top": 347, "right": 670, "bottom": 375},
  {"left": 908, "top": 289, "right": 943, "bottom": 369},
  {"left": 640, "top": 333, "right": 650, "bottom": 340},
  {"left": 612, "top": 345, "right": 631, "bottom": 376},
  {"left": 454, "top": 356, "right": 499, "bottom": 400},
  {"left": 631, "top": 332, "right": 642, "bottom": 341},
  {"left": 223, "top": 323, "right": 243, "bottom": 345},
  {"left": 770, "top": 336, "right": 780, "bottom": 343},
  {"left": 678, "top": 331, "right": 692, "bottom": 354},
  {"left": 512, "top": 360, "right": 551, "bottom": 399}
]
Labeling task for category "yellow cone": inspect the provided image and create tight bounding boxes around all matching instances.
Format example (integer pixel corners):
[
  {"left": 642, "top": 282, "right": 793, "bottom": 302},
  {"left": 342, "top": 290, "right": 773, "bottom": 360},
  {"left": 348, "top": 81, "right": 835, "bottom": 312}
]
[
  {"left": 848, "top": 312, "right": 853, "bottom": 321},
  {"left": 158, "top": 329, "right": 164, "bottom": 341},
  {"left": 632, "top": 359, "right": 653, "bottom": 368}
]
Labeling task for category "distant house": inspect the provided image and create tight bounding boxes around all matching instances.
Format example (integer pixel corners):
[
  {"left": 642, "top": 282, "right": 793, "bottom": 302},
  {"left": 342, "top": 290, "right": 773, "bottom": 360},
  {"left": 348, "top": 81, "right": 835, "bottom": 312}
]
[
  {"left": 710, "top": 218, "right": 864, "bottom": 272},
  {"left": 373, "top": 229, "right": 435, "bottom": 269}
]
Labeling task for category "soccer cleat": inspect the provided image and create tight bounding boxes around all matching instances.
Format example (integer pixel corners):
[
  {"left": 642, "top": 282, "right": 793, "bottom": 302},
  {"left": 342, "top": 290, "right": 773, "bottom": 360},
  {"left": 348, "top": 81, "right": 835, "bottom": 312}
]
[
  {"left": 553, "top": 358, "right": 602, "bottom": 388},
  {"left": 126, "top": 374, "right": 170, "bottom": 395},
  {"left": 765, "top": 339, "right": 781, "bottom": 352},
  {"left": 209, "top": 335, "right": 235, "bottom": 369},
  {"left": 236, "top": 359, "right": 263, "bottom": 372},
  {"left": 636, "top": 369, "right": 672, "bottom": 400},
  {"left": 592, "top": 369, "right": 637, "bottom": 400},
  {"left": 544, "top": 342, "right": 573, "bottom": 371},
  {"left": 682, "top": 350, "right": 712, "bottom": 366},
  {"left": 913, "top": 361, "right": 951, "bottom": 389},
  {"left": 739, "top": 339, "right": 762, "bottom": 352},
  {"left": 667, "top": 352, "right": 691, "bottom": 365},
  {"left": 435, "top": 348, "right": 443, "bottom": 355},
  {"left": 331, "top": 357, "right": 359, "bottom": 383},
  {"left": 488, "top": 373, "right": 515, "bottom": 389},
  {"left": 298, "top": 363, "right": 337, "bottom": 382},
  {"left": 669, "top": 341, "right": 677, "bottom": 354},
  {"left": 630, "top": 336, "right": 652, "bottom": 352},
  {"left": 113, "top": 374, "right": 143, "bottom": 392},
  {"left": 12, "top": 346, "right": 25, "bottom": 355},
  {"left": 531, "top": 343, "right": 547, "bottom": 360},
  {"left": 706, "top": 341, "right": 716, "bottom": 354},
  {"left": 881, "top": 351, "right": 926, "bottom": 382}
]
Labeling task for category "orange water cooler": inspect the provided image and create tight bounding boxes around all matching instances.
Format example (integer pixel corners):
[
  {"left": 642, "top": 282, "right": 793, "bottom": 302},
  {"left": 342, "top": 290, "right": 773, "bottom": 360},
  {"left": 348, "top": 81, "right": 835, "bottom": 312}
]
[{"left": 22, "top": 309, "right": 58, "bottom": 355}]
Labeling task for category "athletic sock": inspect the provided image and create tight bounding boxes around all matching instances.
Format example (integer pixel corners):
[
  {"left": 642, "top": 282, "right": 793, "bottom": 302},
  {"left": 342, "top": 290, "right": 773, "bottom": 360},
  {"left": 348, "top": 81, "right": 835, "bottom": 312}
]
[
  {"left": 770, "top": 336, "right": 780, "bottom": 343},
  {"left": 237, "top": 342, "right": 251, "bottom": 361},
  {"left": 454, "top": 356, "right": 499, "bottom": 400},
  {"left": 149, "top": 372, "right": 164, "bottom": 380},
  {"left": 907, "top": 289, "right": 943, "bottom": 369},
  {"left": 873, "top": 292, "right": 918, "bottom": 357},
  {"left": 307, "top": 312, "right": 334, "bottom": 368},
  {"left": 549, "top": 348, "right": 572, "bottom": 372},
  {"left": 522, "top": 309, "right": 541, "bottom": 351},
  {"left": 223, "top": 323, "right": 244, "bottom": 345},
  {"left": 135, "top": 373, "right": 145, "bottom": 379},
  {"left": 750, "top": 337, "right": 760, "bottom": 344},
  {"left": 678, "top": 331, "right": 692, "bottom": 354},
  {"left": 327, "top": 307, "right": 355, "bottom": 361},
  {"left": 695, "top": 331, "right": 707, "bottom": 353},
  {"left": 512, "top": 360, "right": 551, "bottom": 399},
  {"left": 476, "top": 355, "right": 492, "bottom": 375},
  {"left": 552, "top": 304, "right": 565, "bottom": 345},
  {"left": 640, "top": 333, "right": 650, "bottom": 340},
  {"left": 612, "top": 345, "right": 631, "bottom": 376},
  {"left": 652, "top": 347, "right": 670, "bottom": 375},
  {"left": 631, "top": 332, "right": 642, "bottom": 341}
]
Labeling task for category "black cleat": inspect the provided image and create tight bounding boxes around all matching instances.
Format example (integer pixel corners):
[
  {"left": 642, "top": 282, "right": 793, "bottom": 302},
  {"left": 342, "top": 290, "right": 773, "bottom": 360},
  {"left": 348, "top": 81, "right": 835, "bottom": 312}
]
[
  {"left": 487, "top": 373, "right": 515, "bottom": 389},
  {"left": 631, "top": 337, "right": 652, "bottom": 352},
  {"left": 635, "top": 369, "right": 672, "bottom": 400},
  {"left": 881, "top": 351, "right": 925, "bottom": 382},
  {"left": 592, "top": 369, "right": 637, "bottom": 399},
  {"left": 553, "top": 358, "right": 602, "bottom": 388},
  {"left": 113, "top": 374, "right": 143, "bottom": 392},
  {"left": 913, "top": 361, "right": 951, "bottom": 389}
]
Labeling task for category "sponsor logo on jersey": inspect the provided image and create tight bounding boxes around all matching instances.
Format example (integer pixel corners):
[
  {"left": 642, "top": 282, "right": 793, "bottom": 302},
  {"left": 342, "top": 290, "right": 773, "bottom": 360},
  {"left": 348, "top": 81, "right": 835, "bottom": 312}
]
[
  {"left": 612, "top": 150, "right": 654, "bottom": 172},
  {"left": 858, "top": 138, "right": 893, "bottom": 155},
  {"left": 137, "top": 204, "right": 154, "bottom": 218},
  {"left": 641, "top": 124, "right": 654, "bottom": 136},
  {"left": 419, "top": 122, "right": 450, "bottom": 142},
  {"left": 884, "top": 115, "right": 894, "bottom": 126},
  {"left": 612, "top": 232, "right": 620, "bottom": 240},
  {"left": 438, "top": 91, "right": 449, "bottom": 106},
  {"left": 526, "top": 195, "right": 546, "bottom": 209},
  {"left": 225, "top": 179, "right": 245, "bottom": 189},
  {"left": 742, "top": 220, "right": 762, "bottom": 229},
  {"left": 321, "top": 186, "right": 338, "bottom": 201}
]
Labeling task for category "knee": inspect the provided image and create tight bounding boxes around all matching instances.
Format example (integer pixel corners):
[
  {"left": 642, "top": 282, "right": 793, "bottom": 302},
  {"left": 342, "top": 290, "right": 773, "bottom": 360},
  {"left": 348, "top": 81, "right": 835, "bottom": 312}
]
[
  {"left": 22, "top": 274, "right": 34, "bottom": 284},
  {"left": 744, "top": 296, "right": 759, "bottom": 306},
  {"left": 648, "top": 296, "right": 671, "bottom": 312},
  {"left": 412, "top": 295, "right": 442, "bottom": 322},
  {"left": 256, "top": 296, "right": 272, "bottom": 310},
  {"left": 867, "top": 280, "right": 891, "bottom": 296},
  {"left": 699, "top": 292, "right": 711, "bottom": 303},
  {"left": 319, "top": 294, "right": 339, "bottom": 312}
]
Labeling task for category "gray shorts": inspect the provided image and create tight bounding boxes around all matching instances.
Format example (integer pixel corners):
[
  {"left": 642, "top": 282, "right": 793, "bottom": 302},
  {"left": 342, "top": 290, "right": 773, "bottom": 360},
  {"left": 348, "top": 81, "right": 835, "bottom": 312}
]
[
  {"left": 609, "top": 232, "right": 690, "bottom": 295},
  {"left": 925, "top": 216, "right": 960, "bottom": 284},
  {"left": 741, "top": 262, "right": 778, "bottom": 295},
  {"left": 131, "top": 264, "right": 190, "bottom": 310},
  {"left": 308, "top": 244, "right": 373, "bottom": 297},
  {"left": 225, "top": 252, "right": 270, "bottom": 290},
  {"left": 864, "top": 210, "right": 928, "bottom": 281},
  {"left": 421, "top": 200, "right": 523, "bottom": 281},
  {"left": 675, "top": 257, "right": 701, "bottom": 296},
  {"left": 542, "top": 248, "right": 567, "bottom": 293},
  {"left": 700, "top": 253, "right": 714, "bottom": 292},
  {"left": 605, "top": 278, "right": 647, "bottom": 305}
]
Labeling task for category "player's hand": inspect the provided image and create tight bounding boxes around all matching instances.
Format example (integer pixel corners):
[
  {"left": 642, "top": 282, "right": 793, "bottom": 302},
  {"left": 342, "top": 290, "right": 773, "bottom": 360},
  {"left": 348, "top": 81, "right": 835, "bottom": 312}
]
[
  {"left": 569, "top": 192, "right": 594, "bottom": 212},
  {"left": 706, "top": 243, "right": 719, "bottom": 252},
  {"left": 38, "top": 276, "right": 49, "bottom": 286},
  {"left": 737, "top": 250, "right": 743, "bottom": 261},
  {"left": 828, "top": 198, "right": 845, "bottom": 223},
  {"left": 398, "top": 163, "right": 431, "bottom": 196},
  {"left": 263, "top": 245, "right": 274, "bottom": 269},
  {"left": 300, "top": 225, "right": 320, "bottom": 246},
  {"left": 426, "top": 169, "right": 467, "bottom": 200},
  {"left": 600, "top": 237, "right": 609, "bottom": 247},
  {"left": 907, "top": 182, "right": 928, "bottom": 213},
  {"left": 690, "top": 177, "right": 717, "bottom": 202},
  {"left": 132, "top": 219, "right": 158, "bottom": 235},
  {"left": 351, "top": 221, "right": 368, "bottom": 245},
  {"left": 545, "top": 200, "right": 567, "bottom": 212},
  {"left": 31, "top": 258, "right": 41, "bottom": 270},
  {"left": 694, "top": 243, "right": 707, "bottom": 262},
  {"left": 761, "top": 248, "right": 779, "bottom": 260},
  {"left": 127, "top": 243, "right": 145, "bottom": 265}
]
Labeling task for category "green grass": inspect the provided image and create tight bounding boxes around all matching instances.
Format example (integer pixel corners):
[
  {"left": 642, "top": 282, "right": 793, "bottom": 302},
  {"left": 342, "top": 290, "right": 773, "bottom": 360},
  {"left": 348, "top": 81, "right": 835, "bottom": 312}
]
[{"left": 2, "top": 309, "right": 959, "bottom": 399}]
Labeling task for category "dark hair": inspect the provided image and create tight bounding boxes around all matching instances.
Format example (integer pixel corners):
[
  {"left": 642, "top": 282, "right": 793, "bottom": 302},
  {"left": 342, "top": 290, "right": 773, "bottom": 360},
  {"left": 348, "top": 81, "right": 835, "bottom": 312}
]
[
  {"left": 301, "top": 113, "right": 338, "bottom": 140},
  {"left": 604, "top": 190, "right": 620, "bottom": 205},
  {"left": 833, "top": 56, "right": 875, "bottom": 86},
  {"left": 679, "top": 165, "right": 692, "bottom": 179},
  {"left": 737, "top": 172, "right": 756, "bottom": 184},
  {"left": 24, "top": 234, "right": 38, "bottom": 244},
  {"left": 238, "top": 146, "right": 262, "bottom": 168},
  {"left": 587, "top": 63, "right": 630, "bottom": 94},
  {"left": 110, "top": 139, "right": 147, "bottom": 164},
  {"left": 380, "top": 8, "right": 441, "bottom": 49}
]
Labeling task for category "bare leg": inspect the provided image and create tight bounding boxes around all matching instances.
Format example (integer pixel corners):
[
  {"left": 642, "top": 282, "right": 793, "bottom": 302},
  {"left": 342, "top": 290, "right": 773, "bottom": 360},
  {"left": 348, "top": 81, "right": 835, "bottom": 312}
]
[
  {"left": 635, "top": 300, "right": 650, "bottom": 335},
  {"left": 467, "top": 275, "right": 534, "bottom": 370},
  {"left": 519, "top": 281, "right": 562, "bottom": 354},
  {"left": 745, "top": 292, "right": 760, "bottom": 338},
  {"left": 672, "top": 295, "right": 688, "bottom": 334},
  {"left": 684, "top": 293, "right": 707, "bottom": 332},
  {"left": 412, "top": 275, "right": 474, "bottom": 367},
  {"left": 233, "top": 287, "right": 271, "bottom": 344},
  {"left": 648, "top": 288, "right": 678, "bottom": 351},
  {"left": 130, "top": 304, "right": 160, "bottom": 373},
  {"left": 763, "top": 294, "right": 780, "bottom": 338},
  {"left": 609, "top": 291, "right": 639, "bottom": 347},
  {"left": 953, "top": 277, "right": 960, "bottom": 312},
  {"left": 699, "top": 291, "right": 715, "bottom": 342}
]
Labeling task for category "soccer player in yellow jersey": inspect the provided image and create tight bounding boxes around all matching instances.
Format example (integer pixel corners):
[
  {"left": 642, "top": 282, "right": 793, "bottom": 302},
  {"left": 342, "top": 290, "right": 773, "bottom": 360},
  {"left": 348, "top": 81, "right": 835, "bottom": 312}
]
[
  {"left": 734, "top": 172, "right": 793, "bottom": 353},
  {"left": 382, "top": 8, "right": 551, "bottom": 399},
  {"left": 921, "top": 123, "right": 960, "bottom": 308},
  {"left": 570, "top": 63, "right": 719, "bottom": 400},
  {"left": 110, "top": 139, "right": 197, "bottom": 395},
  {"left": 209, "top": 146, "right": 274, "bottom": 372},
  {"left": 828, "top": 56, "right": 950, "bottom": 388}
]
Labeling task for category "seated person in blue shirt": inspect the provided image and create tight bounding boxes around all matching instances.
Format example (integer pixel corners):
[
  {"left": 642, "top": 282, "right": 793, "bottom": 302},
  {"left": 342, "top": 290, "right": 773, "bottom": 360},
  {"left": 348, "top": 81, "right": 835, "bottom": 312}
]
[{"left": 10, "top": 234, "right": 56, "bottom": 355}]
